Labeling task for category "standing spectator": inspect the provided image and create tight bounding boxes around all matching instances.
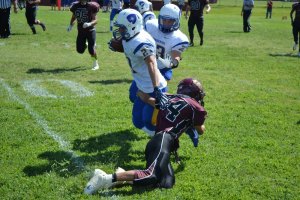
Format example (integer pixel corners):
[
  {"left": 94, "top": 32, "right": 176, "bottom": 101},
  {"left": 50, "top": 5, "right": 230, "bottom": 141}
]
[
  {"left": 241, "top": 0, "right": 254, "bottom": 33},
  {"left": 109, "top": 0, "right": 122, "bottom": 32},
  {"left": 290, "top": 0, "right": 300, "bottom": 56},
  {"left": 177, "top": 0, "right": 185, "bottom": 13},
  {"left": 83, "top": 78, "right": 207, "bottom": 194},
  {"left": 0, "top": 0, "right": 18, "bottom": 38},
  {"left": 266, "top": 0, "right": 272, "bottom": 19},
  {"left": 50, "top": 0, "right": 56, "bottom": 10},
  {"left": 25, "top": 0, "right": 46, "bottom": 34},
  {"left": 67, "top": 0, "right": 100, "bottom": 70},
  {"left": 185, "top": 0, "right": 211, "bottom": 46},
  {"left": 123, "top": 0, "right": 130, "bottom": 9}
]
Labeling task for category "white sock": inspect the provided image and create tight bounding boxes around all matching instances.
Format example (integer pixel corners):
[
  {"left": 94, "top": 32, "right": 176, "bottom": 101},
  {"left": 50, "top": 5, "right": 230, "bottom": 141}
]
[{"left": 141, "top": 127, "right": 155, "bottom": 137}]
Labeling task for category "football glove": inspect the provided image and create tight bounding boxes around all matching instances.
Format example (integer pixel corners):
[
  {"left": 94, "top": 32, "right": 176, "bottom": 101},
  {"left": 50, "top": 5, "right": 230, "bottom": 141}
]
[
  {"left": 154, "top": 87, "right": 169, "bottom": 110},
  {"left": 83, "top": 22, "right": 92, "bottom": 29},
  {"left": 67, "top": 25, "right": 73, "bottom": 32},
  {"left": 185, "top": 127, "right": 199, "bottom": 147},
  {"left": 107, "top": 41, "right": 116, "bottom": 52}
]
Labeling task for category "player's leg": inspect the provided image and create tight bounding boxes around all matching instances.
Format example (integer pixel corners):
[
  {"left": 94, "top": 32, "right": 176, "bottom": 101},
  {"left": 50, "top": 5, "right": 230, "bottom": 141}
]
[
  {"left": 26, "top": 7, "right": 36, "bottom": 34},
  {"left": 110, "top": 9, "right": 117, "bottom": 32},
  {"left": 87, "top": 30, "right": 99, "bottom": 70},
  {"left": 292, "top": 24, "right": 299, "bottom": 50},
  {"left": 188, "top": 17, "right": 196, "bottom": 46},
  {"left": 129, "top": 80, "right": 138, "bottom": 103},
  {"left": 132, "top": 97, "right": 146, "bottom": 129},
  {"left": 195, "top": 17, "right": 204, "bottom": 46},
  {"left": 76, "top": 31, "right": 87, "bottom": 54}
]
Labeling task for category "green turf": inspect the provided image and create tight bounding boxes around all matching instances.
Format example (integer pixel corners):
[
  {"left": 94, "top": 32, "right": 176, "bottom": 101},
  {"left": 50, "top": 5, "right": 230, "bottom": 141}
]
[{"left": 0, "top": 3, "right": 299, "bottom": 200}]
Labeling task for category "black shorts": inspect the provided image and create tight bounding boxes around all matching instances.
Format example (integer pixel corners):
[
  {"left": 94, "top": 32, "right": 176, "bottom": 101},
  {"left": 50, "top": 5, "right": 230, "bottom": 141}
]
[
  {"left": 25, "top": 7, "right": 37, "bottom": 25},
  {"left": 133, "top": 132, "right": 176, "bottom": 188}
]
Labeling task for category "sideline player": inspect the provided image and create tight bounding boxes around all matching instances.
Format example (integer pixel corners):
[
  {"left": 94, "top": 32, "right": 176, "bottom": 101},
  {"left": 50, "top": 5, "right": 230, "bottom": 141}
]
[
  {"left": 67, "top": 0, "right": 100, "bottom": 70},
  {"left": 134, "top": 0, "right": 156, "bottom": 26},
  {"left": 83, "top": 78, "right": 207, "bottom": 194},
  {"left": 109, "top": 8, "right": 168, "bottom": 136},
  {"left": 185, "top": 0, "right": 211, "bottom": 46},
  {"left": 25, "top": 0, "right": 46, "bottom": 34},
  {"left": 109, "top": 0, "right": 123, "bottom": 32},
  {"left": 290, "top": 0, "right": 300, "bottom": 56}
]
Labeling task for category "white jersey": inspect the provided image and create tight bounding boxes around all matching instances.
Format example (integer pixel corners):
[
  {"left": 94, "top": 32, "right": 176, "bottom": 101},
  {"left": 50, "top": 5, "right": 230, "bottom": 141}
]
[
  {"left": 122, "top": 30, "right": 167, "bottom": 93},
  {"left": 111, "top": 0, "right": 122, "bottom": 9},
  {"left": 145, "top": 19, "right": 189, "bottom": 69},
  {"left": 142, "top": 11, "right": 156, "bottom": 27}
]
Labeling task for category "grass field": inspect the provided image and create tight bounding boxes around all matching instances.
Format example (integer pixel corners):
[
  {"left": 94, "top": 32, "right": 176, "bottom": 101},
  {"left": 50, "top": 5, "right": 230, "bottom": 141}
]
[{"left": 0, "top": 1, "right": 299, "bottom": 200}]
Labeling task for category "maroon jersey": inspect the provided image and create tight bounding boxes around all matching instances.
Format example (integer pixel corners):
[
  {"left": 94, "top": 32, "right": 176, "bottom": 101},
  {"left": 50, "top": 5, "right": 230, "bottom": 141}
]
[
  {"left": 70, "top": 1, "right": 99, "bottom": 31},
  {"left": 267, "top": 1, "right": 273, "bottom": 9},
  {"left": 188, "top": 0, "right": 209, "bottom": 18},
  {"left": 26, "top": 0, "right": 38, "bottom": 8},
  {"left": 155, "top": 95, "right": 207, "bottom": 138},
  {"left": 292, "top": 2, "right": 300, "bottom": 23}
]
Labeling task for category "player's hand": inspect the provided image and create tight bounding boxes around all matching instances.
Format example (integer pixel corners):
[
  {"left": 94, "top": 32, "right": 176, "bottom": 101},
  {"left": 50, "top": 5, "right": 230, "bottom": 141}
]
[
  {"left": 154, "top": 87, "right": 169, "bottom": 110},
  {"left": 185, "top": 128, "right": 199, "bottom": 147},
  {"left": 107, "top": 41, "right": 116, "bottom": 52},
  {"left": 83, "top": 22, "right": 92, "bottom": 28},
  {"left": 67, "top": 25, "right": 73, "bottom": 32},
  {"left": 171, "top": 59, "right": 179, "bottom": 69}
]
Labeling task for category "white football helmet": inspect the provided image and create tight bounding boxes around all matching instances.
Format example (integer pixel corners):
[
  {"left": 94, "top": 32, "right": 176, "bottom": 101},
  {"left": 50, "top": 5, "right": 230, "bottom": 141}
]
[
  {"left": 135, "top": 0, "right": 151, "bottom": 14},
  {"left": 113, "top": 9, "right": 143, "bottom": 40},
  {"left": 158, "top": 4, "right": 181, "bottom": 33}
]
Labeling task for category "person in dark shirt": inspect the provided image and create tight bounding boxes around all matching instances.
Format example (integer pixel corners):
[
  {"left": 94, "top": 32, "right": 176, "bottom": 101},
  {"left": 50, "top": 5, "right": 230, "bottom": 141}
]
[
  {"left": 266, "top": 0, "right": 272, "bottom": 19},
  {"left": 185, "top": 0, "right": 211, "bottom": 46},
  {"left": 290, "top": 0, "right": 300, "bottom": 56},
  {"left": 67, "top": 0, "right": 100, "bottom": 70},
  {"left": 83, "top": 78, "right": 207, "bottom": 194},
  {"left": 25, "top": 0, "right": 46, "bottom": 34}
]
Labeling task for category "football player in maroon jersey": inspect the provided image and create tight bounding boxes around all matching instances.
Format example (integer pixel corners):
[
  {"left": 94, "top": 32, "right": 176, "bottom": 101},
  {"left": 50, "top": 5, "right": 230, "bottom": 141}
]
[
  {"left": 185, "top": 0, "right": 211, "bottom": 46},
  {"left": 67, "top": 0, "right": 100, "bottom": 70},
  {"left": 290, "top": 0, "right": 300, "bottom": 56},
  {"left": 84, "top": 78, "right": 207, "bottom": 194},
  {"left": 25, "top": 0, "right": 46, "bottom": 34}
]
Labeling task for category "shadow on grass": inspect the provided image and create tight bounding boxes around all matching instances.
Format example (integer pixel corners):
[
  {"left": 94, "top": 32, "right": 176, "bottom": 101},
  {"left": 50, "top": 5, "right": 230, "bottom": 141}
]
[
  {"left": 23, "top": 151, "right": 83, "bottom": 177},
  {"left": 89, "top": 79, "right": 132, "bottom": 85},
  {"left": 23, "top": 130, "right": 145, "bottom": 177},
  {"left": 73, "top": 129, "right": 145, "bottom": 169},
  {"left": 269, "top": 53, "right": 300, "bottom": 57},
  {"left": 26, "top": 66, "right": 87, "bottom": 74}
]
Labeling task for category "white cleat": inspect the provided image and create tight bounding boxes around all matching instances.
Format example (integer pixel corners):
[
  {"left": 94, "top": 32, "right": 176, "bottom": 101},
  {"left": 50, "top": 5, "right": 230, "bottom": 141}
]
[
  {"left": 293, "top": 43, "right": 298, "bottom": 51},
  {"left": 92, "top": 61, "right": 99, "bottom": 70},
  {"left": 84, "top": 169, "right": 113, "bottom": 195}
]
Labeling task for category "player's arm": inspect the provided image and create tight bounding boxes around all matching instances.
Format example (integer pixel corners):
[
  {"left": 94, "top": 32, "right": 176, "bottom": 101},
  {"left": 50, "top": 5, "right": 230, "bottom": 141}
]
[
  {"left": 194, "top": 125, "right": 205, "bottom": 135},
  {"left": 89, "top": 13, "right": 98, "bottom": 27},
  {"left": 145, "top": 55, "right": 161, "bottom": 88},
  {"left": 290, "top": 7, "right": 295, "bottom": 24},
  {"left": 12, "top": 0, "right": 18, "bottom": 13},
  {"left": 137, "top": 90, "right": 155, "bottom": 107},
  {"left": 185, "top": 4, "right": 190, "bottom": 19},
  {"left": 170, "top": 50, "right": 181, "bottom": 69},
  {"left": 205, "top": 4, "right": 211, "bottom": 13}
]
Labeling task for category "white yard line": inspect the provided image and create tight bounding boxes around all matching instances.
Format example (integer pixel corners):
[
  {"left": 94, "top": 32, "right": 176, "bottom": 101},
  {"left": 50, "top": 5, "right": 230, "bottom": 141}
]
[{"left": 0, "top": 79, "right": 84, "bottom": 170}]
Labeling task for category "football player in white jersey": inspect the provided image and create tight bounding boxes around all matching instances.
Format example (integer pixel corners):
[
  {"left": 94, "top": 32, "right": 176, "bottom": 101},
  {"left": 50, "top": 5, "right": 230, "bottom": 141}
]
[
  {"left": 135, "top": 0, "right": 156, "bottom": 26},
  {"left": 110, "top": 0, "right": 123, "bottom": 32},
  {"left": 112, "top": 8, "right": 168, "bottom": 136},
  {"left": 145, "top": 4, "right": 189, "bottom": 81}
]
